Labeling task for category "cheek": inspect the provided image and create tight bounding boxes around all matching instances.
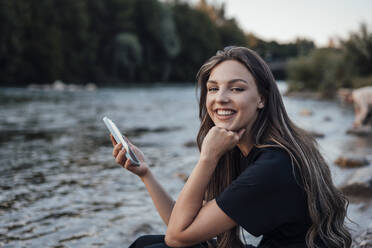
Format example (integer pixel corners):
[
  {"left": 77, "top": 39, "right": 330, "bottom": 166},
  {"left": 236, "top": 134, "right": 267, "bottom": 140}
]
[
  {"left": 248, "top": 92, "right": 260, "bottom": 106},
  {"left": 238, "top": 96, "right": 259, "bottom": 117},
  {"left": 206, "top": 96, "right": 213, "bottom": 115}
]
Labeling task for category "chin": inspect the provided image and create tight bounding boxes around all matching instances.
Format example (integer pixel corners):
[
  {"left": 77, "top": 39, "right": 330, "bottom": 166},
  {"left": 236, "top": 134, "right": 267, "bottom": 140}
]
[{"left": 215, "top": 122, "right": 236, "bottom": 131}]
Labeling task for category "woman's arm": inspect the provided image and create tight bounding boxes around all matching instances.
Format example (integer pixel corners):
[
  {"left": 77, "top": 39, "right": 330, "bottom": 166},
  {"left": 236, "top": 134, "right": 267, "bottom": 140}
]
[
  {"left": 140, "top": 169, "right": 175, "bottom": 225},
  {"left": 165, "top": 127, "right": 245, "bottom": 247},
  {"left": 111, "top": 135, "right": 174, "bottom": 225},
  {"left": 165, "top": 156, "right": 237, "bottom": 247}
]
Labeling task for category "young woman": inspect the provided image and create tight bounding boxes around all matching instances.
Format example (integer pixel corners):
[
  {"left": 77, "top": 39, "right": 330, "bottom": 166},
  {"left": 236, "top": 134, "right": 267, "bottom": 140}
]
[{"left": 111, "top": 46, "right": 351, "bottom": 248}]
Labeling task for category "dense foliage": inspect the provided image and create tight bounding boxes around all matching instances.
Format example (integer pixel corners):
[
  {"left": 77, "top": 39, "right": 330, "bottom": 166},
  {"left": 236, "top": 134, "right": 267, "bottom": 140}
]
[
  {"left": 287, "top": 23, "right": 372, "bottom": 96},
  {"left": 0, "top": 0, "right": 314, "bottom": 86}
]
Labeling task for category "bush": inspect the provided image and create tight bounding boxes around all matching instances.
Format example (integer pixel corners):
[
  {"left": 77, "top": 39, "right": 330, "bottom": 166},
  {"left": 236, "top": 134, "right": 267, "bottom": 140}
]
[
  {"left": 287, "top": 48, "right": 344, "bottom": 97},
  {"left": 351, "top": 75, "right": 372, "bottom": 88},
  {"left": 286, "top": 23, "right": 372, "bottom": 97}
]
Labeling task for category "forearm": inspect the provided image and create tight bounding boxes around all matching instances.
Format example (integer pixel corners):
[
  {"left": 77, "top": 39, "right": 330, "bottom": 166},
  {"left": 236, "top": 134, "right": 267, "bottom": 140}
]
[
  {"left": 167, "top": 156, "right": 218, "bottom": 233},
  {"left": 354, "top": 104, "right": 368, "bottom": 125},
  {"left": 358, "top": 107, "right": 368, "bottom": 123},
  {"left": 141, "top": 169, "right": 175, "bottom": 225}
]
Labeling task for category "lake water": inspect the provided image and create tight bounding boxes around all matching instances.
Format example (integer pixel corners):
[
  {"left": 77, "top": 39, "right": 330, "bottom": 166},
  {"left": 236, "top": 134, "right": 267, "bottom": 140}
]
[{"left": 1, "top": 83, "right": 371, "bottom": 247}]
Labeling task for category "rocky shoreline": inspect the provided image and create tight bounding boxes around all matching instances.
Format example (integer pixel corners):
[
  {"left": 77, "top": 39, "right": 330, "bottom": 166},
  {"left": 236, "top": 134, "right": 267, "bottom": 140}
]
[
  {"left": 353, "top": 225, "right": 372, "bottom": 248},
  {"left": 275, "top": 88, "right": 372, "bottom": 246},
  {"left": 335, "top": 154, "right": 372, "bottom": 247}
]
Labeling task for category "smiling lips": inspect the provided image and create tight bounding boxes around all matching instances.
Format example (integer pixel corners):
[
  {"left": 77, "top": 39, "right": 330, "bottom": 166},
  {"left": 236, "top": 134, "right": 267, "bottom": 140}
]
[{"left": 214, "top": 108, "right": 237, "bottom": 120}]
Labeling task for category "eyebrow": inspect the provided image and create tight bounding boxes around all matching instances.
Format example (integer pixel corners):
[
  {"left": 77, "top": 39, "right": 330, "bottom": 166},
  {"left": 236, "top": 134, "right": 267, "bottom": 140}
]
[{"left": 207, "top": 78, "right": 249, "bottom": 85}]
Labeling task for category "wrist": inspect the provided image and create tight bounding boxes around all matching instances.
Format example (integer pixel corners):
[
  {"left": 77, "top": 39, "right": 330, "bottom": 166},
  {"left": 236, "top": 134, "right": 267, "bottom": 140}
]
[
  {"left": 140, "top": 167, "right": 151, "bottom": 181},
  {"left": 199, "top": 154, "right": 220, "bottom": 165}
]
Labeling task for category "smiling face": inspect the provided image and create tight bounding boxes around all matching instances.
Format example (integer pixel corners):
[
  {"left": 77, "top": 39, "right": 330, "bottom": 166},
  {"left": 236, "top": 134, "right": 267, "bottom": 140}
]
[{"left": 206, "top": 60, "right": 264, "bottom": 132}]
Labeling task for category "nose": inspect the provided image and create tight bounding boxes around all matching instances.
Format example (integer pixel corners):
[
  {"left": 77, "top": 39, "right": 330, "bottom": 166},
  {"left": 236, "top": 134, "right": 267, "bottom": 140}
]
[{"left": 215, "top": 88, "right": 230, "bottom": 103}]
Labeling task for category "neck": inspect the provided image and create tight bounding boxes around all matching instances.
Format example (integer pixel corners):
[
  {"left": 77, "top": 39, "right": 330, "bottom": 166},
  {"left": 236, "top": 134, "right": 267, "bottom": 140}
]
[{"left": 237, "top": 132, "right": 254, "bottom": 157}]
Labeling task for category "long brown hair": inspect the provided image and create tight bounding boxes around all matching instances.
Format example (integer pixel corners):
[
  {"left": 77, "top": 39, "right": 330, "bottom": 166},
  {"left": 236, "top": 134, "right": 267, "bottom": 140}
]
[{"left": 196, "top": 46, "right": 351, "bottom": 248}]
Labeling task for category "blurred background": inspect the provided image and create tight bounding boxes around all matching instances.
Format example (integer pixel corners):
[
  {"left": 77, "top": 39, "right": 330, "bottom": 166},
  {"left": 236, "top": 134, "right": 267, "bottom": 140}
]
[{"left": 1, "top": 0, "right": 372, "bottom": 247}]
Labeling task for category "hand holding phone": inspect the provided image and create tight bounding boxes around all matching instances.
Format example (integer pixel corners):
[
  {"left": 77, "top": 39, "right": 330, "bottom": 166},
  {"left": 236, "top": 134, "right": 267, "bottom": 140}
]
[{"left": 103, "top": 117, "right": 140, "bottom": 166}]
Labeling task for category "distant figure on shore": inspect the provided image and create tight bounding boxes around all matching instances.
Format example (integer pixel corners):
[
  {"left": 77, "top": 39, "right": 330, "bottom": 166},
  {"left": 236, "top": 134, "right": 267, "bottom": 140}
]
[{"left": 339, "top": 86, "right": 372, "bottom": 128}]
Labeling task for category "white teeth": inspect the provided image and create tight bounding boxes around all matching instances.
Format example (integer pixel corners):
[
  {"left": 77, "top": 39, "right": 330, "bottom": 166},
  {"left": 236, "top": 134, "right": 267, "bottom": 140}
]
[{"left": 216, "top": 110, "right": 235, "bottom": 116}]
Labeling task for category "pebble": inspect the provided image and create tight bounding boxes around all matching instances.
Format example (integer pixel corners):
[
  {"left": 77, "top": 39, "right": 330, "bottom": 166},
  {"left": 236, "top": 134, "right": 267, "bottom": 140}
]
[
  {"left": 353, "top": 227, "right": 372, "bottom": 248},
  {"left": 307, "top": 130, "right": 325, "bottom": 138},
  {"left": 175, "top": 173, "right": 188, "bottom": 182},
  {"left": 335, "top": 155, "right": 369, "bottom": 168},
  {"left": 347, "top": 127, "right": 372, "bottom": 137},
  {"left": 340, "top": 166, "right": 372, "bottom": 198},
  {"left": 299, "top": 109, "right": 313, "bottom": 116},
  {"left": 132, "top": 223, "right": 153, "bottom": 236},
  {"left": 184, "top": 140, "right": 197, "bottom": 148},
  {"left": 323, "top": 116, "right": 332, "bottom": 122}
]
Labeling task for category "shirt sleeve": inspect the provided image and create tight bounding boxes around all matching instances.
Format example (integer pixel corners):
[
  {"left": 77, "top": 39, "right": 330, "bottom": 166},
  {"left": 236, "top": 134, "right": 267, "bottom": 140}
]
[{"left": 216, "top": 147, "right": 305, "bottom": 237}]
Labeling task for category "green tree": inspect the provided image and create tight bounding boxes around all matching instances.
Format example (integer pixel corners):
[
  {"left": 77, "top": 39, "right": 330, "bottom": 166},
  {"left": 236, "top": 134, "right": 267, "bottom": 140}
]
[
  {"left": 87, "top": 0, "right": 136, "bottom": 83},
  {"left": 111, "top": 33, "right": 142, "bottom": 81},
  {"left": 169, "top": 1, "right": 221, "bottom": 82},
  {"left": 133, "top": 0, "right": 180, "bottom": 82},
  {"left": 217, "top": 19, "right": 246, "bottom": 47},
  {"left": 341, "top": 23, "right": 372, "bottom": 77}
]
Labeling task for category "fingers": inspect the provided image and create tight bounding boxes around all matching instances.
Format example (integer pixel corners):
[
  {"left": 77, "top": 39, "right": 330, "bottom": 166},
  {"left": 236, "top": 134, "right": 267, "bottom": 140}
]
[
  {"left": 212, "top": 126, "right": 245, "bottom": 141},
  {"left": 117, "top": 150, "right": 135, "bottom": 170},
  {"left": 110, "top": 134, "right": 117, "bottom": 146},
  {"left": 222, "top": 128, "right": 246, "bottom": 143},
  {"left": 112, "top": 143, "right": 122, "bottom": 157},
  {"left": 229, "top": 131, "right": 240, "bottom": 143},
  {"left": 115, "top": 147, "right": 128, "bottom": 165},
  {"left": 112, "top": 144, "right": 135, "bottom": 169},
  {"left": 237, "top": 129, "right": 246, "bottom": 140},
  {"left": 123, "top": 158, "right": 132, "bottom": 170},
  {"left": 224, "top": 129, "right": 242, "bottom": 137}
]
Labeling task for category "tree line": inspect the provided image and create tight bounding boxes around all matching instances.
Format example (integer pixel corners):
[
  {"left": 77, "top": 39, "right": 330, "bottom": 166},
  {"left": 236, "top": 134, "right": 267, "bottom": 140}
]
[{"left": 0, "top": 0, "right": 315, "bottom": 86}]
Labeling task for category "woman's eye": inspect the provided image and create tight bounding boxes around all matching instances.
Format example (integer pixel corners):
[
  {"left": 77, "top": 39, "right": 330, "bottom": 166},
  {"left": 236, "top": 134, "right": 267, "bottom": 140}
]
[
  {"left": 231, "top": 87, "right": 244, "bottom": 92},
  {"left": 208, "top": 87, "right": 218, "bottom": 92}
]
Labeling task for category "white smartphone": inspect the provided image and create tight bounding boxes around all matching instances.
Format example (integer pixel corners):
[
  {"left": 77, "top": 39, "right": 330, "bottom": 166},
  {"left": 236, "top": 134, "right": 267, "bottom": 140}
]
[{"left": 103, "top": 116, "right": 140, "bottom": 166}]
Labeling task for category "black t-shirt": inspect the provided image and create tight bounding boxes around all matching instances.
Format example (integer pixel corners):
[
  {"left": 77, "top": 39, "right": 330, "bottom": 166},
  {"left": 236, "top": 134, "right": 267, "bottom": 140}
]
[{"left": 216, "top": 146, "right": 312, "bottom": 248}]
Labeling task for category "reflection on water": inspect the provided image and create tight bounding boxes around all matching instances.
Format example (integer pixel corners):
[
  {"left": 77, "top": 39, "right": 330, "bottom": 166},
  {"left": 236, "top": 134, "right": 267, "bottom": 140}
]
[{"left": 0, "top": 84, "right": 371, "bottom": 247}]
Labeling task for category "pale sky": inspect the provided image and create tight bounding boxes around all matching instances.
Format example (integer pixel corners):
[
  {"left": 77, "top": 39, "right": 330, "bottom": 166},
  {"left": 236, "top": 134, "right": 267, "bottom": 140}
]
[{"left": 218, "top": 0, "right": 372, "bottom": 46}]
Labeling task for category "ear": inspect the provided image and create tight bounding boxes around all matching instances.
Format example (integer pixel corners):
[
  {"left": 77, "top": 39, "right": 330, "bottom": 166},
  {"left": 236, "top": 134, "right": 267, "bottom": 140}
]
[{"left": 257, "top": 96, "right": 265, "bottom": 109}]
